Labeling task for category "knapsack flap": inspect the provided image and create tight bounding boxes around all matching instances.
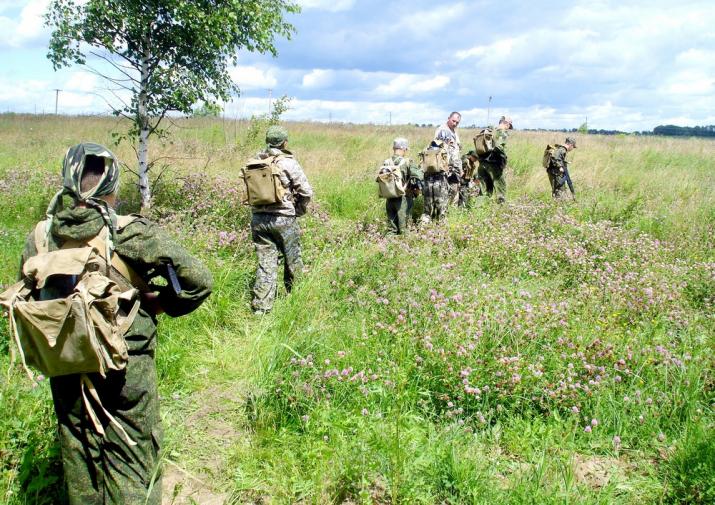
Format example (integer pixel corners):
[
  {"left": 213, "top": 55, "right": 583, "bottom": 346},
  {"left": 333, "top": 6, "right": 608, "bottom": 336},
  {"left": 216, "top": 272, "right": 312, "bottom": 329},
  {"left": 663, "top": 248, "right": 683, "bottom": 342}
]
[
  {"left": 376, "top": 158, "right": 406, "bottom": 198},
  {"left": 23, "top": 247, "right": 93, "bottom": 289},
  {"left": 420, "top": 148, "right": 449, "bottom": 174},
  {"left": 473, "top": 128, "right": 496, "bottom": 157},
  {"left": 542, "top": 144, "right": 560, "bottom": 169},
  {"left": 242, "top": 155, "right": 288, "bottom": 205}
]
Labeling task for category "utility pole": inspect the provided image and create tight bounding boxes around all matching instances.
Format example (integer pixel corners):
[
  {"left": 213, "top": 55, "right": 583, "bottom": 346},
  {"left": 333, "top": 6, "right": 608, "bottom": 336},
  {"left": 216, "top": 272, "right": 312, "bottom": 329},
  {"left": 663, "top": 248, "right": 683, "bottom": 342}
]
[
  {"left": 328, "top": 112, "right": 332, "bottom": 123},
  {"left": 487, "top": 95, "right": 492, "bottom": 126},
  {"left": 53, "top": 89, "right": 62, "bottom": 115},
  {"left": 389, "top": 111, "right": 392, "bottom": 125}
]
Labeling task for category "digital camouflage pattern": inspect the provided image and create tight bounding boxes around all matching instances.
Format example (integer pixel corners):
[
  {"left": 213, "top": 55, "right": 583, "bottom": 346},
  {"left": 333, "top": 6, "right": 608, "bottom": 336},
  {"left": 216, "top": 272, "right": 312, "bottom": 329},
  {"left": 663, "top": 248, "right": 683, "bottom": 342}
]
[
  {"left": 478, "top": 127, "right": 509, "bottom": 203},
  {"left": 547, "top": 144, "right": 570, "bottom": 199},
  {"left": 251, "top": 214, "right": 304, "bottom": 312},
  {"left": 20, "top": 206, "right": 213, "bottom": 505},
  {"left": 250, "top": 146, "right": 312, "bottom": 312}
]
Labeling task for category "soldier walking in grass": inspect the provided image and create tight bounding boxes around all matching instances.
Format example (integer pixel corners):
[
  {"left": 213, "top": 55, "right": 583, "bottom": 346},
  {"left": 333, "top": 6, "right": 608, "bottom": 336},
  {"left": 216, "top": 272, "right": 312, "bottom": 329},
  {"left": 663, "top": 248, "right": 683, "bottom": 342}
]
[
  {"left": 422, "top": 112, "right": 462, "bottom": 223},
  {"left": 544, "top": 136, "right": 577, "bottom": 200},
  {"left": 434, "top": 112, "right": 463, "bottom": 207},
  {"left": 377, "top": 137, "right": 422, "bottom": 234},
  {"left": 12, "top": 143, "right": 213, "bottom": 504},
  {"left": 246, "top": 126, "right": 313, "bottom": 314},
  {"left": 477, "top": 115, "right": 512, "bottom": 203}
]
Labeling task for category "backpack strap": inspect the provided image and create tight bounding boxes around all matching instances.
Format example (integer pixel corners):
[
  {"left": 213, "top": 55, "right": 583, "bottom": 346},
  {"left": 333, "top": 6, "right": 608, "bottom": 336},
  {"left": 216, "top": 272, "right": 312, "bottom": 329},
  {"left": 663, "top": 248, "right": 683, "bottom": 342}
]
[
  {"left": 81, "top": 374, "right": 137, "bottom": 446},
  {"left": 38, "top": 215, "right": 150, "bottom": 293},
  {"left": 86, "top": 219, "right": 151, "bottom": 293}
]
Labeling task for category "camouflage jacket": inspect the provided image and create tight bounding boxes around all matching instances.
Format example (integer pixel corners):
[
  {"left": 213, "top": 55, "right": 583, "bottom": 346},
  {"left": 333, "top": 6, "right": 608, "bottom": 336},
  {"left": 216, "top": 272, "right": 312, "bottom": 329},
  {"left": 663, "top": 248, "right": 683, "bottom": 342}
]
[
  {"left": 434, "top": 123, "right": 463, "bottom": 175},
  {"left": 391, "top": 155, "right": 422, "bottom": 184},
  {"left": 548, "top": 145, "right": 568, "bottom": 174},
  {"left": 252, "top": 147, "right": 313, "bottom": 217},
  {"left": 20, "top": 207, "right": 213, "bottom": 353}
]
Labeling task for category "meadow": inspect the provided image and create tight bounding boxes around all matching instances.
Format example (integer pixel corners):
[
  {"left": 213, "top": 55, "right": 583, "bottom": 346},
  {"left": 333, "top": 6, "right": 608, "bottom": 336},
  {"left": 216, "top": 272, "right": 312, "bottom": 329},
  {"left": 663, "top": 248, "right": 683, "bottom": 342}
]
[{"left": 0, "top": 113, "right": 713, "bottom": 504}]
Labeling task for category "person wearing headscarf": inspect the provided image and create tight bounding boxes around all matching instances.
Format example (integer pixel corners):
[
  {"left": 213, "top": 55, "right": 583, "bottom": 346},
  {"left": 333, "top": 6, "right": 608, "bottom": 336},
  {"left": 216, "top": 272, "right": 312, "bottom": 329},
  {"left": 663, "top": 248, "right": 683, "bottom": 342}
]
[{"left": 18, "top": 143, "right": 212, "bottom": 504}]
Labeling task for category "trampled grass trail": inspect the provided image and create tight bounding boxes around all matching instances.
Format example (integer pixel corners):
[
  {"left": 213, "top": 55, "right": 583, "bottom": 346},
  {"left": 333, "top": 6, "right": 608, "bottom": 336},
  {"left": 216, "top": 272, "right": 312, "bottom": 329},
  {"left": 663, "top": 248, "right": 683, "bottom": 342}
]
[{"left": 0, "top": 115, "right": 713, "bottom": 504}]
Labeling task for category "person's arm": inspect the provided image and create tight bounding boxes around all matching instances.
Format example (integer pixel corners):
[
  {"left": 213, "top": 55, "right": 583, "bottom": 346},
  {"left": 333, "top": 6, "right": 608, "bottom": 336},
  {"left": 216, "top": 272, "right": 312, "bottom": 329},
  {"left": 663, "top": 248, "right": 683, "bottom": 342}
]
[
  {"left": 283, "top": 158, "right": 313, "bottom": 216},
  {"left": 551, "top": 147, "right": 567, "bottom": 173},
  {"left": 116, "top": 218, "right": 213, "bottom": 317}
]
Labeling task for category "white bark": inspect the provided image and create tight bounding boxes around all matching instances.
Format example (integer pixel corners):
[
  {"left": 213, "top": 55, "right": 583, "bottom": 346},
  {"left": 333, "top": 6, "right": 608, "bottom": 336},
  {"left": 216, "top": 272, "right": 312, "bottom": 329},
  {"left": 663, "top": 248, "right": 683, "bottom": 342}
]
[{"left": 138, "top": 44, "right": 151, "bottom": 210}]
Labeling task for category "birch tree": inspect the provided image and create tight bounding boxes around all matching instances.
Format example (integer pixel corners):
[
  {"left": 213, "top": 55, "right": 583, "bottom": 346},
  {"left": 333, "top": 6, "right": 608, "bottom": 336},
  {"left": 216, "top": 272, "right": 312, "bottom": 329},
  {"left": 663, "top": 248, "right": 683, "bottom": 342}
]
[{"left": 45, "top": 0, "right": 298, "bottom": 209}]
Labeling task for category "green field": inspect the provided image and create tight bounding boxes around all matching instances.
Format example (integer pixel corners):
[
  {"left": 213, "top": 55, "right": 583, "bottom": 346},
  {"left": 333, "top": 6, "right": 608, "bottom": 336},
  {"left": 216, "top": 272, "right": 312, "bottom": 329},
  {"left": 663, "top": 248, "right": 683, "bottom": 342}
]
[{"left": 1, "top": 114, "right": 713, "bottom": 504}]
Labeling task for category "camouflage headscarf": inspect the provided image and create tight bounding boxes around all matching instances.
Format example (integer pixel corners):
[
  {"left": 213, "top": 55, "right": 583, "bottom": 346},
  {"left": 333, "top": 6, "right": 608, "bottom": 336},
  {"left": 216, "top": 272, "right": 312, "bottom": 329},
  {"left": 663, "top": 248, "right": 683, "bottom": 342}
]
[{"left": 45, "top": 143, "right": 121, "bottom": 253}]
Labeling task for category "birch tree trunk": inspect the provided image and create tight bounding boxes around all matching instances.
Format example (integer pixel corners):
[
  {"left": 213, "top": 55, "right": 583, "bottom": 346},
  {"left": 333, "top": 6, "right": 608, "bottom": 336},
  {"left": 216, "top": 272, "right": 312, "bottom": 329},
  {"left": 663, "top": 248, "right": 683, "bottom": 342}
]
[{"left": 137, "top": 46, "right": 152, "bottom": 211}]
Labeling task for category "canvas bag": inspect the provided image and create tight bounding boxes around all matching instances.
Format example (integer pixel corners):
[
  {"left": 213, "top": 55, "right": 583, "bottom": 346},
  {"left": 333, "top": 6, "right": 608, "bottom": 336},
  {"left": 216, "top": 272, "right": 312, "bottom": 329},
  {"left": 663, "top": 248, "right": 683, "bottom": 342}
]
[
  {"left": 241, "top": 155, "right": 288, "bottom": 205},
  {"left": 376, "top": 158, "right": 406, "bottom": 198},
  {"left": 420, "top": 145, "right": 449, "bottom": 175},
  {"left": 542, "top": 144, "right": 558, "bottom": 169},
  {"left": 473, "top": 128, "right": 496, "bottom": 157},
  {"left": 0, "top": 216, "right": 146, "bottom": 445}
]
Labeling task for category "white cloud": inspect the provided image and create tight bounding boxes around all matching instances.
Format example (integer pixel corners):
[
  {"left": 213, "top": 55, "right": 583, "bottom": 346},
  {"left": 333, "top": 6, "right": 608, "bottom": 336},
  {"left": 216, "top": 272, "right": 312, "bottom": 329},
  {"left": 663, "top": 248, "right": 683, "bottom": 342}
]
[
  {"left": 397, "top": 3, "right": 467, "bottom": 35},
  {"left": 296, "top": 0, "right": 355, "bottom": 12},
  {"left": 302, "top": 69, "right": 335, "bottom": 89},
  {"left": 228, "top": 65, "right": 278, "bottom": 89},
  {"left": 63, "top": 71, "right": 98, "bottom": 93},
  {"left": 374, "top": 74, "right": 450, "bottom": 97},
  {"left": 0, "top": 0, "right": 50, "bottom": 48}
]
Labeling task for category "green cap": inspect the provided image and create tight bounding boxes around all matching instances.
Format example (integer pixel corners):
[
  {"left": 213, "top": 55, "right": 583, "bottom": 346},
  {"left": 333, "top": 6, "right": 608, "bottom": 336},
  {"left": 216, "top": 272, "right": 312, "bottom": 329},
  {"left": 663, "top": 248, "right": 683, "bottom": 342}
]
[
  {"left": 266, "top": 125, "right": 288, "bottom": 147},
  {"left": 565, "top": 136, "right": 577, "bottom": 148}
]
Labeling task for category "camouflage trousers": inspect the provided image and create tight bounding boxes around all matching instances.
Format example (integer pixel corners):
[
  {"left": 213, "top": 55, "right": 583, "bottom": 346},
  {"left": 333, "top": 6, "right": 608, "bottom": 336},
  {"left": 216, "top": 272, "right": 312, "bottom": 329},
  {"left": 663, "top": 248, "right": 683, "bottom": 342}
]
[
  {"left": 448, "top": 179, "right": 471, "bottom": 208},
  {"left": 423, "top": 173, "right": 449, "bottom": 222},
  {"left": 51, "top": 352, "right": 162, "bottom": 505},
  {"left": 478, "top": 161, "right": 507, "bottom": 203},
  {"left": 251, "top": 213, "right": 303, "bottom": 312},
  {"left": 548, "top": 171, "right": 570, "bottom": 199},
  {"left": 385, "top": 195, "right": 407, "bottom": 234}
]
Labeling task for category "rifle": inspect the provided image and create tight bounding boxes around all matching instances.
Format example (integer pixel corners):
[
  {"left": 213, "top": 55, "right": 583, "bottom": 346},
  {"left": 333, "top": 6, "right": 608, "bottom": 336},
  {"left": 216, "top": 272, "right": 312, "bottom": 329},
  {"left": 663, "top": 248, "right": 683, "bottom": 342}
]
[{"left": 563, "top": 162, "right": 576, "bottom": 200}]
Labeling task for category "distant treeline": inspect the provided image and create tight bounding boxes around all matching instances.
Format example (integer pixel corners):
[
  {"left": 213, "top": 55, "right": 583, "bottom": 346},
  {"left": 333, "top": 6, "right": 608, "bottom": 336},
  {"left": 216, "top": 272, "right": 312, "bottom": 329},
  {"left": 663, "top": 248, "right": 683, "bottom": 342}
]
[
  {"left": 651, "top": 125, "right": 715, "bottom": 137},
  {"left": 504, "top": 125, "right": 715, "bottom": 138}
]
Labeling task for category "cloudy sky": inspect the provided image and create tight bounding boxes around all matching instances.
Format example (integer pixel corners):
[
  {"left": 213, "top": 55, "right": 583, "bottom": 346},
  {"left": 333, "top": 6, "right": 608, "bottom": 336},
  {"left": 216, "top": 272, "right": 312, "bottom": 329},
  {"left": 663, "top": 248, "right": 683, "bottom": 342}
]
[{"left": 1, "top": 0, "right": 714, "bottom": 131}]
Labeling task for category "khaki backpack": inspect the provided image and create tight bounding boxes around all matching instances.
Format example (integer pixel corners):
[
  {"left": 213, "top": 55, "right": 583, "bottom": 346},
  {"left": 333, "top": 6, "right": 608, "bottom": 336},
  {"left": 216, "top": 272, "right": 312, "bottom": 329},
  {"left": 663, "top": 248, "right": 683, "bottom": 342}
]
[
  {"left": 473, "top": 128, "right": 497, "bottom": 157},
  {"left": 0, "top": 216, "right": 148, "bottom": 445},
  {"left": 376, "top": 158, "right": 406, "bottom": 199},
  {"left": 241, "top": 155, "right": 288, "bottom": 206},
  {"left": 542, "top": 144, "right": 558, "bottom": 169},
  {"left": 420, "top": 145, "right": 449, "bottom": 175}
]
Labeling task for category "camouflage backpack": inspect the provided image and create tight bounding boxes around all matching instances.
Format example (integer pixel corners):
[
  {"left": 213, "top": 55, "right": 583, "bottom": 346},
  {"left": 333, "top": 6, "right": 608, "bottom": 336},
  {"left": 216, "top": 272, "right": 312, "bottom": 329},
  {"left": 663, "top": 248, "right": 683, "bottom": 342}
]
[
  {"left": 0, "top": 216, "right": 147, "bottom": 445},
  {"left": 376, "top": 158, "right": 407, "bottom": 199},
  {"left": 473, "top": 128, "right": 496, "bottom": 157},
  {"left": 542, "top": 144, "right": 558, "bottom": 169},
  {"left": 241, "top": 154, "right": 288, "bottom": 206},
  {"left": 420, "top": 143, "right": 449, "bottom": 175}
]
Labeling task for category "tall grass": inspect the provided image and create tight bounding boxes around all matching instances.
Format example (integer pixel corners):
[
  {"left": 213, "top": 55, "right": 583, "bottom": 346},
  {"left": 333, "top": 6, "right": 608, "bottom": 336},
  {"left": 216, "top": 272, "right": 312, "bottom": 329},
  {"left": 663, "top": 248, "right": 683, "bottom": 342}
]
[{"left": 0, "top": 114, "right": 713, "bottom": 503}]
